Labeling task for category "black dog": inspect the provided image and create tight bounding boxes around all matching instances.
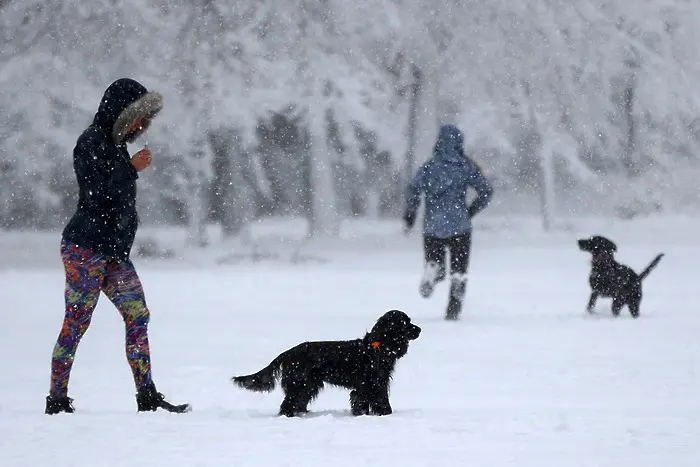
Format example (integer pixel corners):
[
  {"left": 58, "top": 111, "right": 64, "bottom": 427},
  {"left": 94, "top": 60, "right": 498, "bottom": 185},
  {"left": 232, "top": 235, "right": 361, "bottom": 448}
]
[
  {"left": 232, "top": 310, "right": 421, "bottom": 417},
  {"left": 578, "top": 235, "right": 663, "bottom": 318}
]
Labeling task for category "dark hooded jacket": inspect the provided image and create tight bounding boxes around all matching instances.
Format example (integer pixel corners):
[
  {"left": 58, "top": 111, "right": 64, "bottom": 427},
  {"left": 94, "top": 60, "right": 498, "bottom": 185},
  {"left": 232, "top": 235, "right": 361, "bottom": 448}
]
[
  {"left": 62, "top": 78, "right": 152, "bottom": 260},
  {"left": 404, "top": 124, "right": 493, "bottom": 238}
]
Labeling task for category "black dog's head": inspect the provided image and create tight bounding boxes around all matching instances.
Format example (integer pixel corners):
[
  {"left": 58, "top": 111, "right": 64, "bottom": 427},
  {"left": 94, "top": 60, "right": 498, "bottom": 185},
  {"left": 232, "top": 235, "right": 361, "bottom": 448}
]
[
  {"left": 578, "top": 235, "right": 617, "bottom": 258},
  {"left": 366, "top": 310, "right": 421, "bottom": 359}
]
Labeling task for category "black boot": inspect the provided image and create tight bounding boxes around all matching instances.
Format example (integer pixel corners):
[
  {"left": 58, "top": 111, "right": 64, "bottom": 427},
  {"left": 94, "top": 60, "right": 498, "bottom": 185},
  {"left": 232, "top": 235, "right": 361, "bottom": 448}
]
[
  {"left": 136, "top": 385, "right": 191, "bottom": 414},
  {"left": 45, "top": 394, "right": 75, "bottom": 415},
  {"left": 445, "top": 274, "right": 466, "bottom": 320},
  {"left": 445, "top": 297, "right": 461, "bottom": 320}
]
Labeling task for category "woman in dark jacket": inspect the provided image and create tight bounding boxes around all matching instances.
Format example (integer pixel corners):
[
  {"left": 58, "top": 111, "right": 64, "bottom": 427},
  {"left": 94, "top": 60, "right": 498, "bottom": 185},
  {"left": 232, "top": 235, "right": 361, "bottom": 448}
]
[{"left": 46, "top": 78, "right": 189, "bottom": 414}]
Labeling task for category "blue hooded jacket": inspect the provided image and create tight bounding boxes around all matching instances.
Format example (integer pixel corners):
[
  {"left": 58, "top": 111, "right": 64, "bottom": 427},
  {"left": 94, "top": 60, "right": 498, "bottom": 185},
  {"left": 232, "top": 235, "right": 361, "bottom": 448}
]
[{"left": 404, "top": 124, "right": 493, "bottom": 238}]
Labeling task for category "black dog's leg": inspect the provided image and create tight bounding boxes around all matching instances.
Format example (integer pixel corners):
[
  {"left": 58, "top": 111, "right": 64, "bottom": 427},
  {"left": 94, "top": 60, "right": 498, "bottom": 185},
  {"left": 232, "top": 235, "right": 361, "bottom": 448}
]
[
  {"left": 365, "top": 378, "right": 392, "bottom": 416},
  {"left": 629, "top": 302, "right": 640, "bottom": 318},
  {"left": 350, "top": 390, "right": 370, "bottom": 416},
  {"left": 279, "top": 396, "right": 305, "bottom": 417},
  {"left": 279, "top": 375, "right": 322, "bottom": 417},
  {"left": 611, "top": 298, "right": 624, "bottom": 317},
  {"left": 369, "top": 387, "right": 392, "bottom": 416},
  {"left": 586, "top": 292, "right": 599, "bottom": 313},
  {"left": 628, "top": 296, "right": 641, "bottom": 319}
]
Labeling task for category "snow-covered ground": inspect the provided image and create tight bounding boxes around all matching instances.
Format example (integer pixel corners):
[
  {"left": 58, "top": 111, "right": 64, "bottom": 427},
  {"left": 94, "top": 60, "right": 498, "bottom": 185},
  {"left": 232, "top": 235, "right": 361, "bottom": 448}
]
[{"left": 1, "top": 216, "right": 698, "bottom": 466}]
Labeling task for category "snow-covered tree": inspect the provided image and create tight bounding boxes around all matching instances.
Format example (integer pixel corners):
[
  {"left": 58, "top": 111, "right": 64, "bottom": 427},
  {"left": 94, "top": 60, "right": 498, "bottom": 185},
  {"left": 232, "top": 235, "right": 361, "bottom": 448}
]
[{"left": 3, "top": 0, "right": 700, "bottom": 230}]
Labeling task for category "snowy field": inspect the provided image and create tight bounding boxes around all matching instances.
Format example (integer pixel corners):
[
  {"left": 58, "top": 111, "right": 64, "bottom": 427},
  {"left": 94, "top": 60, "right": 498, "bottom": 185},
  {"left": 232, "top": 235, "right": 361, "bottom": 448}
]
[{"left": 1, "top": 216, "right": 699, "bottom": 466}]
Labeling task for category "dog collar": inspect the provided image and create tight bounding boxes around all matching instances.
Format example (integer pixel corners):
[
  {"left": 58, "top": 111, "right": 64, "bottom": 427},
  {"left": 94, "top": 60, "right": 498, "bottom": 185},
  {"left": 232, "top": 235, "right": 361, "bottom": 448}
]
[{"left": 370, "top": 341, "right": 381, "bottom": 350}]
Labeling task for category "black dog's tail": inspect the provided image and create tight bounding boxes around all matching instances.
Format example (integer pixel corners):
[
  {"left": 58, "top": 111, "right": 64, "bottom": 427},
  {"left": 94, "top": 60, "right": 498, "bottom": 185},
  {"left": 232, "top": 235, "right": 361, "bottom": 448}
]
[
  {"left": 231, "top": 355, "right": 284, "bottom": 392},
  {"left": 639, "top": 253, "right": 664, "bottom": 280}
]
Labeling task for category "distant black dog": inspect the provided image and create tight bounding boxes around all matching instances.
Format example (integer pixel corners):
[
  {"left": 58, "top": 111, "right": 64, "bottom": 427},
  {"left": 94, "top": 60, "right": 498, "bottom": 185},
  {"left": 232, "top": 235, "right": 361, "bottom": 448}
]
[
  {"left": 578, "top": 235, "right": 664, "bottom": 318},
  {"left": 232, "top": 310, "right": 421, "bottom": 417}
]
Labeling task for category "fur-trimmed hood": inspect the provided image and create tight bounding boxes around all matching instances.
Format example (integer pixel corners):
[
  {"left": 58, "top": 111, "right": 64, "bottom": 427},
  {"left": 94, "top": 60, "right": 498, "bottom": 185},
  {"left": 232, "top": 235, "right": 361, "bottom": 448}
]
[{"left": 92, "top": 78, "right": 163, "bottom": 144}]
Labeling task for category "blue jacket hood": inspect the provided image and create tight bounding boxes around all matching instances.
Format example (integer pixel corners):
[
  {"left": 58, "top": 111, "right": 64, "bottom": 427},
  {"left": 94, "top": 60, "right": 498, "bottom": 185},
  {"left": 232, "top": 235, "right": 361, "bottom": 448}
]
[{"left": 433, "top": 124, "right": 466, "bottom": 165}]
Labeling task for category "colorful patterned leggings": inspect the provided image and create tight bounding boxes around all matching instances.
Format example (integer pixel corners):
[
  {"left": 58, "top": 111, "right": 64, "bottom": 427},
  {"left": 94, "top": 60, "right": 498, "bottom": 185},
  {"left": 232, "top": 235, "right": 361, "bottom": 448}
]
[{"left": 50, "top": 239, "right": 153, "bottom": 397}]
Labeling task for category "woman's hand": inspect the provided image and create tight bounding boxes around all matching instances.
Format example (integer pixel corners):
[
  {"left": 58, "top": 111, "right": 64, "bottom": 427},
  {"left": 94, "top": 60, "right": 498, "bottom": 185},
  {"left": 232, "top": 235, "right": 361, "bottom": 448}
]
[{"left": 131, "top": 147, "right": 152, "bottom": 172}]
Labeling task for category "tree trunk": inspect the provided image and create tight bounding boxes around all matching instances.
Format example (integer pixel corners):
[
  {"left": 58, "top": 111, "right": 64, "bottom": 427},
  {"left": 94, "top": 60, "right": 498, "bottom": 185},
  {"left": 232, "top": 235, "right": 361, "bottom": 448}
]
[
  {"left": 365, "top": 189, "right": 380, "bottom": 218},
  {"left": 621, "top": 81, "right": 637, "bottom": 176},
  {"left": 208, "top": 128, "right": 253, "bottom": 238},
  {"left": 539, "top": 132, "right": 556, "bottom": 232},
  {"left": 208, "top": 129, "right": 236, "bottom": 236},
  {"left": 308, "top": 110, "right": 339, "bottom": 237},
  {"left": 404, "top": 64, "right": 422, "bottom": 198},
  {"left": 620, "top": 52, "right": 639, "bottom": 177},
  {"left": 187, "top": 178, "right": 209, "bottom": 247},
  {"left": 186, "top": 146, "right": 210, "bottom": 247}
]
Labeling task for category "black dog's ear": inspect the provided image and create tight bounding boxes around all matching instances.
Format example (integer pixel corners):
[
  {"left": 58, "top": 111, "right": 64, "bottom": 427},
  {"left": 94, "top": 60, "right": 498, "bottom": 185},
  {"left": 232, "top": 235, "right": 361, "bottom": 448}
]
[
  {"left": 369, "top": 310, "right": 413, "bottom": 340},
  {"left": 579, "top": 235, "right": 617, "bottom": 255},
  {"left": 591, "top": 235, "right": 617, "bottom": 253},
  {"left": 383, "top": 309, "right": 408, "bottom": 321}
]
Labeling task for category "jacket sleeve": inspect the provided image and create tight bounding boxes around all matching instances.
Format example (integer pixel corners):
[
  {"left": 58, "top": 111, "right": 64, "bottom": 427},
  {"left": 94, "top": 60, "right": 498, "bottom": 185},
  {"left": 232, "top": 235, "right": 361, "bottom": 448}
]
[
  {"left": 74, "top": 131, "right": 138, "bottom": 216},
  {"left": 466, "top": 159, "right": 493, "bottom": 218},
  {"left": 404, "top": 166, "right": 426, "bottom": 226}
]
